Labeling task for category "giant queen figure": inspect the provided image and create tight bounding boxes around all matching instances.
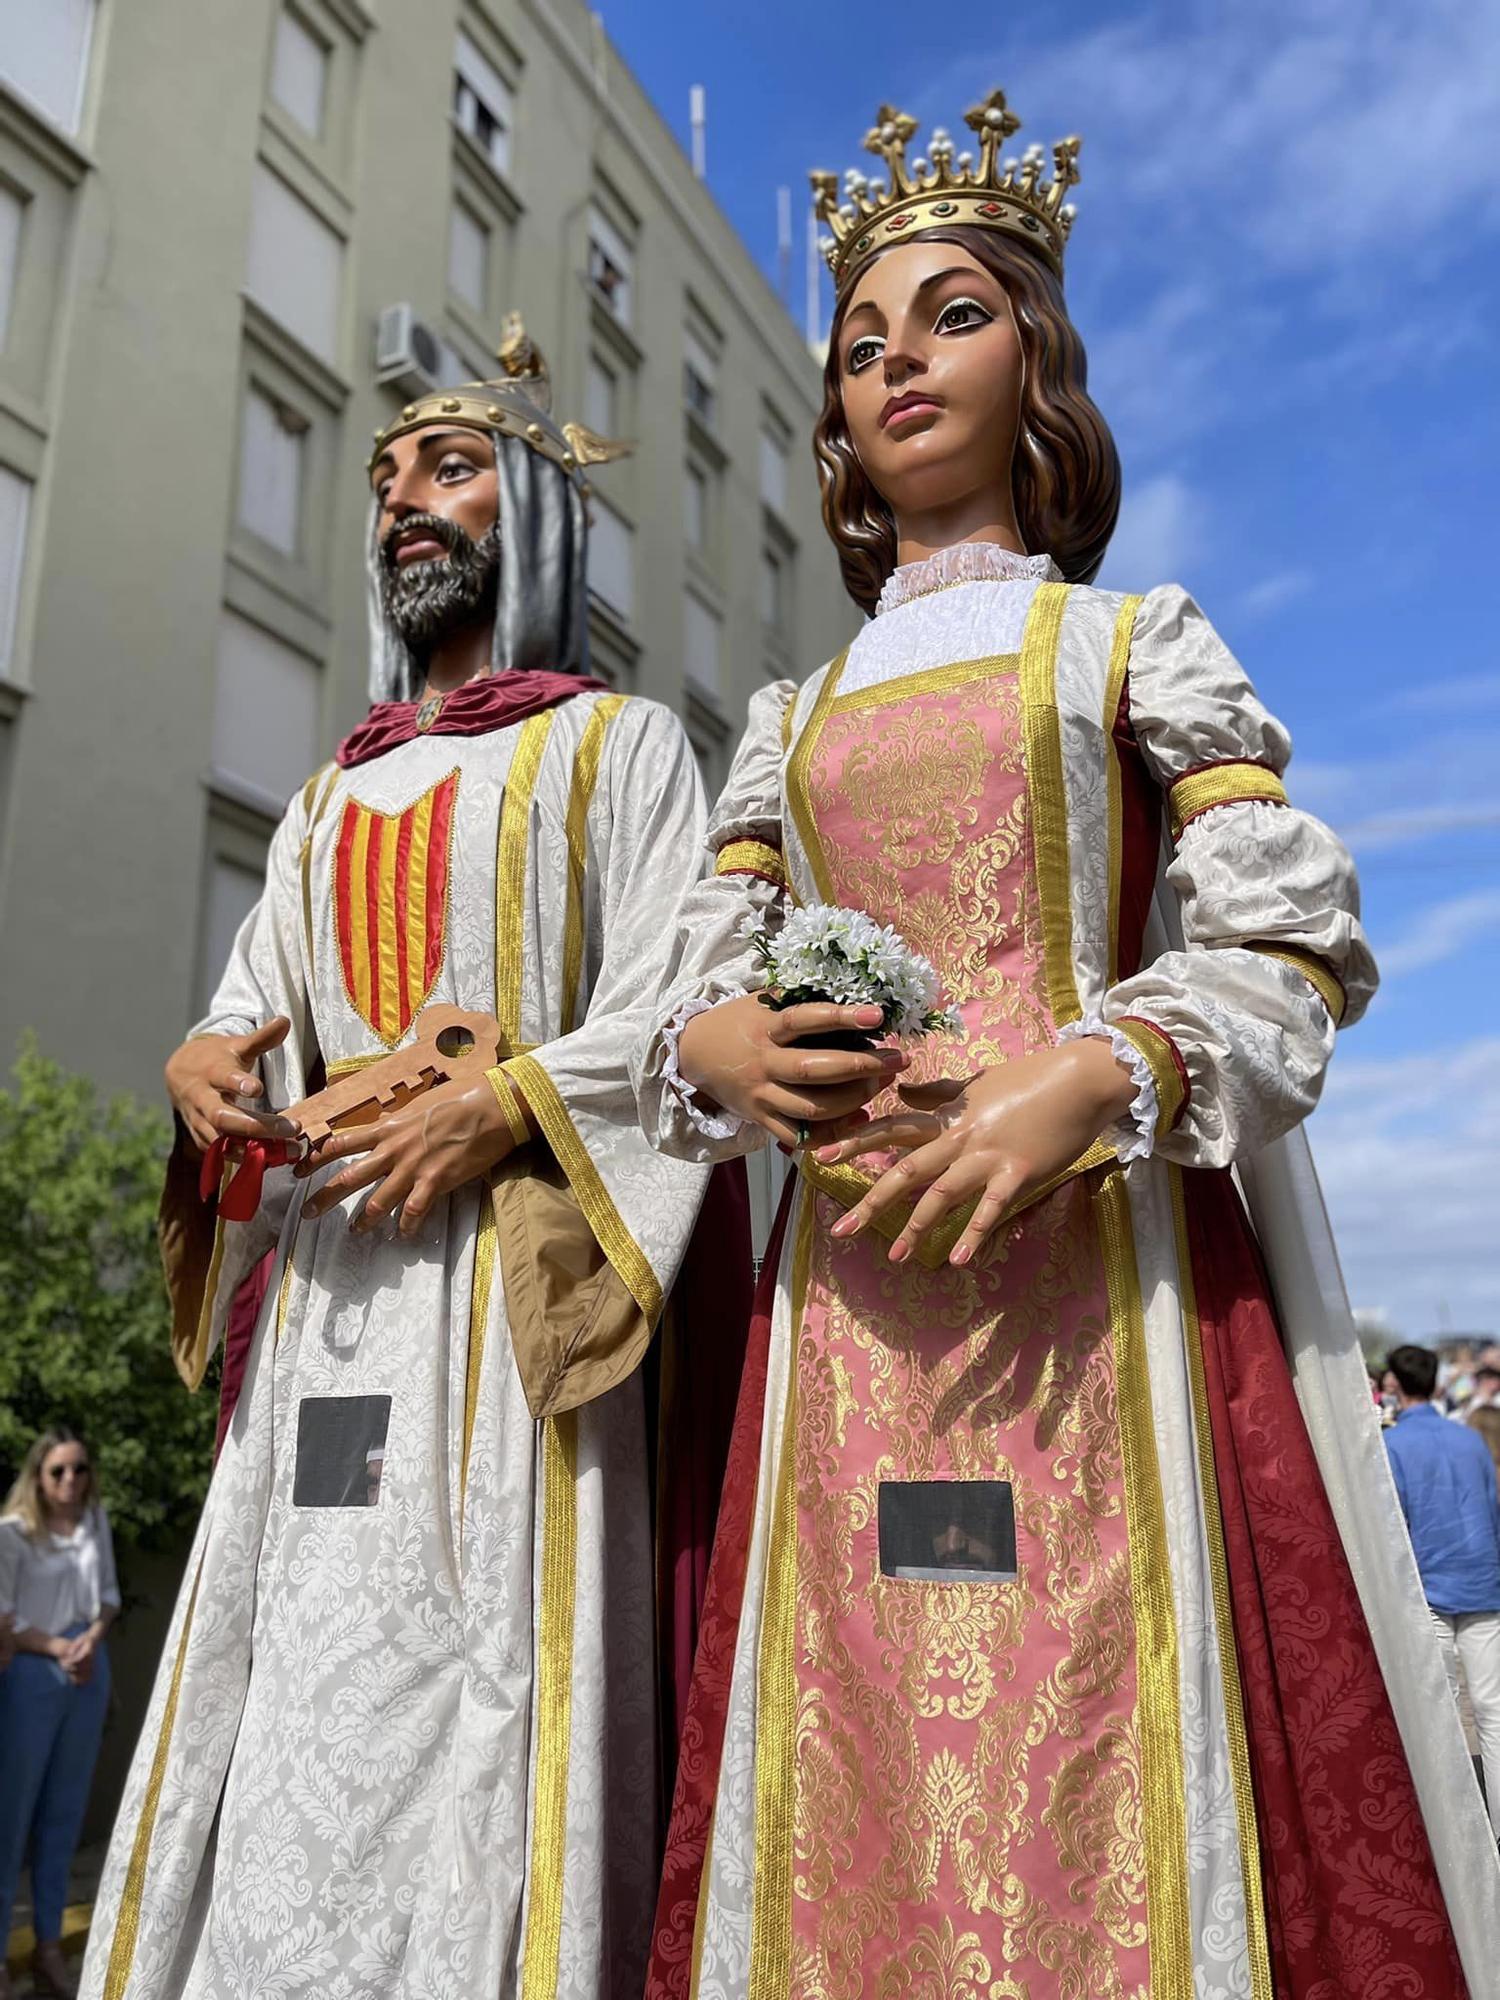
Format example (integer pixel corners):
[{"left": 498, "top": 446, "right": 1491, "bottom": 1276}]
[
  {"left": 82, "top": 326, "right": 729, "bottom": 1999},
  {"left": 639, "top": 91, "right": 1500, "bottom": 2000}
]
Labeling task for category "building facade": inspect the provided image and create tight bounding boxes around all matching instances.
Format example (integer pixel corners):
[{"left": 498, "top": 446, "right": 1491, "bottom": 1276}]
[{"left": 0, "top": 0, "right": 852, "bottom": 1120}]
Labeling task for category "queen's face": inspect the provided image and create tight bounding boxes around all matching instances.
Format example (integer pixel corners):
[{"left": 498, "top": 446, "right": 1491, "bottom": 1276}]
[{"left": 836, "top": 239, "right": 1024, "bottom": 521}]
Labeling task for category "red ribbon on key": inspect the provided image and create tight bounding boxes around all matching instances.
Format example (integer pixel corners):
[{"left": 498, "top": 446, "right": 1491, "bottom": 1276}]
[{"left": 199, "top": 1136, "right": 296, "bottom": 1222}]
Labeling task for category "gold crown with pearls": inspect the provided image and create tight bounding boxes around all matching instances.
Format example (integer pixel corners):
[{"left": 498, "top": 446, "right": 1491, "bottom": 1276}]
[
  {"left": 368, "top": 311, "right": 629, "bottom": 486},
  {"left": 812, "top": 89, "right": 1081, "bottom": 294}
]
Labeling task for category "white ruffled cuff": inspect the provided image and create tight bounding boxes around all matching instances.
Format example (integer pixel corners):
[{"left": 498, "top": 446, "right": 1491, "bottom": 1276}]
[
  {"left": 1056, "top": 1015, "right": 1159, "bottom": 1165},
  {"left": 662, "top": 994, "right": 748, "bottom": 1141}
]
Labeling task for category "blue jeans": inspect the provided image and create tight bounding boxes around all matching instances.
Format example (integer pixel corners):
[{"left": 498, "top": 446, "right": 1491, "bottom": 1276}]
[{"left": 0, "top": 1621, "right": 110, "bottom": 1943}]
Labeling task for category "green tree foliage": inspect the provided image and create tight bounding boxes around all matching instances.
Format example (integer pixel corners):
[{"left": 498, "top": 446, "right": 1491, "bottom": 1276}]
[{"left": 0, "top": 1041, "right": 215, "bottom": 1548}]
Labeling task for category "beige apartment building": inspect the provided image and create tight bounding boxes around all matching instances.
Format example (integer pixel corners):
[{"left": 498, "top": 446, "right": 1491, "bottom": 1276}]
[{"left": 0, "top": 0, "right": 850, "bottom": 1120}]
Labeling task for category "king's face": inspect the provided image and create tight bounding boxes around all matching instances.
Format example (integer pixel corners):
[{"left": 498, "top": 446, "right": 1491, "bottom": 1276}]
[
  {"left": 369, "top": 425, "right": 499, "bottom": 566},
  {"left": 837, "top": 239, "right": 1024, "bottom": 522}
]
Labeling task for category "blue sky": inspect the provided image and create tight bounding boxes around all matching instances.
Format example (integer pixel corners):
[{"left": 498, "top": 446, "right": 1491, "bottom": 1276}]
[{"left": 603, "top": 0, "right": 1500, "bottom": 1337}]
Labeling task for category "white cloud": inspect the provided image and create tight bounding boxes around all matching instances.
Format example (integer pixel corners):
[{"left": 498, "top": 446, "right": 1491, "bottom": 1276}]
[
  {"left": 1379, "top": 673, "right": 1500, "bottom": 717},
  {"left": 1235, "top": 568, "right": 1315, "bottom": 621},
  {"left": 1096, "top": 473, "right": 1203, "bottom": 592},
  {"left": 1377, "top": 888, "right": 1500, "bottom": 977},
  {"left": 1310, "top": 1035, "right": 1500, "bottom": 1336},
  {"left": 1290, "top": 724, "right": 1500, "bottom": 853},
  {"left": 1339, "top": 801, "right": 1500, "bottom": 855}
]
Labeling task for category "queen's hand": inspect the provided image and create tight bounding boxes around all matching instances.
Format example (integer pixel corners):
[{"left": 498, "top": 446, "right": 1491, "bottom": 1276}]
[
  {"left": 676, "top": 995, "right": 908, "bottom": 1149},
  {"left": 810, "top": 1038, "right": 1137, "bottom": 1268}
]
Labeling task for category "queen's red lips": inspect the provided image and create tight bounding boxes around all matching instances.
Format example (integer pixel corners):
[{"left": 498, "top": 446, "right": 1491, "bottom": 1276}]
[{"left": 879, "top": 389, "right": 943, "bottom": 431}]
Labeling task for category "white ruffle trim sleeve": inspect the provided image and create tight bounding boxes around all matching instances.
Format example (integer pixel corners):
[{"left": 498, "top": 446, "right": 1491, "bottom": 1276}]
[
  {"left": 661, "top": 994, "right": 748, "bottom": 1141},
  {"left": 1055, "top": 1015, "right": 1159, "bottom": 1165}
]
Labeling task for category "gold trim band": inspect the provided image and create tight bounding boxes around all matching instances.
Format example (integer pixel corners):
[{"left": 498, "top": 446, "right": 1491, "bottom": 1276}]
[
  {"left": 747, "top": 1200, "right": 812, "bottom": 1997},
  {"left": 103, "top": 1558, "right": 205, "bottom": 2000},
  {"left": 1168, "top": 1168, "right": 1274, "bottom": 2000},
  {"left": 784, "top": 650, "right": 849, "bottom": 907},
  {"left": 504, "top": 1052, "right": 664, "bottom": 1327},
  {"left": 460, "top": 1189, "right": 497, "bottom": 1534},
  {"left": 1169, "top": 762, "right": 1287, "bottom": 840},
  {"left": 486, "top": 1066, "right": 532, "bottom": 1148},
  {"left": 1242, "top": 942, "right": 1347, "bottom": 1026},
  {"left": 560, "top": 694, "right": 628, "bottom": 1034},
  {"left": 1094, "top": 1170, "right": 1192, "bottom": 1998},
  {"left": 1019, "top": 581, "right": 1081, "bottom": 1027},
  {"left": 521, "top": 1409, "right": 579, "bottom": 1999},
  {"left": 496, "top": 710, "right": 557, "bottom": 1046},
  {"left": 715, "top": 838, "right": 788, "bottom": 888},
  {"left": 1116, "top": 1017, "right": 1189, "bottom": 1140}
]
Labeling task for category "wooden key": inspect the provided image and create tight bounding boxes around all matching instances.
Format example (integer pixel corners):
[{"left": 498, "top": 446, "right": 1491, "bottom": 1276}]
[{"left": 290, "top": 1006, "right": 506, "bottom": 1160}]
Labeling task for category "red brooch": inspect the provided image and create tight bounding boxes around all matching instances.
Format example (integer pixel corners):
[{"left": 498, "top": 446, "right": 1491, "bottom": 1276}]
[{"left": 884, "top": 213, "right": 916, "bottom": 232}]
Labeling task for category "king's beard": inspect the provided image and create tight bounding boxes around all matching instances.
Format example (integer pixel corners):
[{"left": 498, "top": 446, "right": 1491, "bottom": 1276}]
[{"left": 379, "top": 512, "right": 503, "bottom": 658}]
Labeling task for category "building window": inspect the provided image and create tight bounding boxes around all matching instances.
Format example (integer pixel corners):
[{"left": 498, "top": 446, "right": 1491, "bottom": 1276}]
[
  {"left": 238, "top": 385, "right": 306, "bottom": 557},
  {"left": 584, "top": 353, "right": 617, "bottom": 438},
  {"left": 0, "top": 0, "right": 95, "bottom": 137},
  {"left": 0, "top": 184, "right": 22, "bottom": 351},
  {"left": 684, "top": 592, "right": 722, "bottom": 701},
  {"left": 684, "top": 463, "right": 708, "bottom": 552},
  {"left": 587, "top": 207, "right": 634, "bottom": 327},
  {"left": 269, "top": 9, "right": 329, "bottom": 138},
  {"left": 588, "top": 500, "right": 634, "bottom": 623},
  {"left": 760, "top": 421, "right": 791, "bottom": 518},
  {"left": 0, "top": 464, "right": 31, "bottom": 675},
  {"left": 447, "top": 200, "right": 489, "bottom": 315},
  {"left": 199, "top": 852, "right": 267, "bottom": 1018},
  {"left": 453, "top": 29, "right": 513, "bottom": 177},
  {"left": 761, "top": 543, "right": 789, "bottom": 635},
  {"left": 212, "top": 611, "right": 321, "bottom": 808},
  {"left": 245, "top": 163, "right": 344, "bottom": 365},
  {"left": 683, "top": 329, "right": 718, "bottom": 430}
]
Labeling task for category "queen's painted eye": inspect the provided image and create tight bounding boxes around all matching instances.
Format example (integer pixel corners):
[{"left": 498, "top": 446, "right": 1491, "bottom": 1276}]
[
  {"left": 846, "top": 335, "right": 885, "bottom": 374},
  {"left": 935, "top": 297, "right": 992, "bottom": 334}
]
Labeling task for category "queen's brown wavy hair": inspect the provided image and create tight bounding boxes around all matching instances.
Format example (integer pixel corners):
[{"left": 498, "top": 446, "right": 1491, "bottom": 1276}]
[{"left": 813, "top": 227, "right": 1121, "bottom": 614}]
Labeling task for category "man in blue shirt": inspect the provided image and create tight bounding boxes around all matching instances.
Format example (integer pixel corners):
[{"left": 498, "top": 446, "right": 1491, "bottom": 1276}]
[{"left": 1385, "top": 1342, "right": 1500, "bottom": 1832}]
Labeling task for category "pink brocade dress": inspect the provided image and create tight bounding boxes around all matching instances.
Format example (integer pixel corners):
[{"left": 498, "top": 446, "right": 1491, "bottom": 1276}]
[{"left": 642, "top": 551, "right": 1474, "bottom": 2000}]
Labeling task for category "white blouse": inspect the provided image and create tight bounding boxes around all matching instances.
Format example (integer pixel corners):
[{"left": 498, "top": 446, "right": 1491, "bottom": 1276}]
[{"left": 0, "top": 1506, "right": 120, "bottom": 1635}]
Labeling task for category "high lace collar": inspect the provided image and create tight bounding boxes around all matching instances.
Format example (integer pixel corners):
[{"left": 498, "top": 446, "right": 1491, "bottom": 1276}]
[{"left": 875, "top": 542, "right": 1060, "bottom": 615}]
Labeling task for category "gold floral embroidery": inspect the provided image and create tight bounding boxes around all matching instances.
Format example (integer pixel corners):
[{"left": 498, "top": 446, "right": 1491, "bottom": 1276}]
[
  {"left": 873, "top": 1918, "right": 999, "bottom": 1999},
  {"left": 1043, "top": 1716, "right": 1147, "bottom": 1949},
  {"left": 837, "top": 706, "right": 989, "bottom": 870}
]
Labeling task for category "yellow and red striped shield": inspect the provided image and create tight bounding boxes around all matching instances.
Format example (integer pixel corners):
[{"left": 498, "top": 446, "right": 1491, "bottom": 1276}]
[{"left": 333, "top": 770, "right": 459, "bottom": 1045}]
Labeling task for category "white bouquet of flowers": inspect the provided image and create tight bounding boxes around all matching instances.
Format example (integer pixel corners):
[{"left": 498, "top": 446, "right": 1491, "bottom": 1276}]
[{"left": 741, "top": 904, "right": 959, "bottom": 1049}]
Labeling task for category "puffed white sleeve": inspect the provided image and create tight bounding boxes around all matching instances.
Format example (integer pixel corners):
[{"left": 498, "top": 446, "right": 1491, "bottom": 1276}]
[
  {"left": 1067, "top": 584, "right": 1378, "bottom": 1168},
  {"left": 633, "top": 678, "right": 796, "bottom": 1161}
]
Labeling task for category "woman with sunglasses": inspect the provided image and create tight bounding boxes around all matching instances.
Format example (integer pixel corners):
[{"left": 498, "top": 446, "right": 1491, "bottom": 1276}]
[{"left": 0, "top": 1428, "right": 119, "bottom": 2000}]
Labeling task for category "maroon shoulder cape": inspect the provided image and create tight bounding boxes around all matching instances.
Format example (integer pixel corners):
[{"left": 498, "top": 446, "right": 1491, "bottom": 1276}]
[{"left": 335, "top": 667, "right": 604, "bottom": 768}]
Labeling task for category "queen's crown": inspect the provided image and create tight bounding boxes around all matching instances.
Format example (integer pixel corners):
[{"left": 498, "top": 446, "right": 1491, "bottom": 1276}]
[{"left": 812, "top": 89, "right": 1081, "bottom": 293}]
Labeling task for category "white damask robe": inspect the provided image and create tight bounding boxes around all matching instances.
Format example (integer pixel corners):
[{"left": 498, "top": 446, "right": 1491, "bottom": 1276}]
[{"left": 84, "top": 690, "right": 710, "bottom": 2000}]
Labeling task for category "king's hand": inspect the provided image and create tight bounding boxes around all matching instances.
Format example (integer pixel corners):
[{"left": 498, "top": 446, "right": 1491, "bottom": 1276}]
[{"left": 299, "top": 1064, "right": 535, "bottom": 1239}]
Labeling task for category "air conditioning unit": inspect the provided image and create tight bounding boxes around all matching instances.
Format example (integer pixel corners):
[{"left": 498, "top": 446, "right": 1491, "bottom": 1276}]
[{"left": 374, "top": 304, "right": 445, "bottom": 399}]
